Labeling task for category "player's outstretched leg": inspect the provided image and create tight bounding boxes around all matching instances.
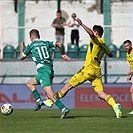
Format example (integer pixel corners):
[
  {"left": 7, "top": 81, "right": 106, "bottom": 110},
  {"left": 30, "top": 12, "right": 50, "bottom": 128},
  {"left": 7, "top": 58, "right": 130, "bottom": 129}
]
[
  {"left": 32, "top": 90, "right": 44, "bottom": 111},
  {"left": 43, "top": 98, "right": 70, "bottom": 119},
  {"left": 128, "top": 93, "right": 133, "bottom": 114},
  {"left": 34, "top": 99, "right": 44, "bottom": 111},
  {"left": 104, "top": 95, "right": 122, "bottom": 118},
  {"left": 43, "top": 90, "right": 67, "bottom": 108},
  {"left": 53, "top": 95, "right": 70, "bottom": 119},
  {"left": 61, "top": 108, "right": 70, "bottom": 119},
  {"left": 113, "top": 103, "right": 122, "bottom": 118},
  {"left": 43, "top": 95, "right": 70, "bottom": 119}
]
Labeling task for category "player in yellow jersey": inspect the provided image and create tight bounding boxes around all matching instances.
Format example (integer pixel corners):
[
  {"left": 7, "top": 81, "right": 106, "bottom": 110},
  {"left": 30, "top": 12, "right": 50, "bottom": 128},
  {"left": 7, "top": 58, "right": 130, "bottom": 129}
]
[
  {"left": 123, "top": 40, "right": 133, "bottom": 114},
  {"left": 44, "top": 18, "right": 122, "bottom": 118}
]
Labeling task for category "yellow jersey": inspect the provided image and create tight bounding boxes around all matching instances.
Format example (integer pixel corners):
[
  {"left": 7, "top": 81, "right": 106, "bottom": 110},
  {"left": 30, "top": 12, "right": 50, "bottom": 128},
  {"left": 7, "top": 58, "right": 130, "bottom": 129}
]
[
  {"left": 126, "top": 50, "right": 133, "bottom": 69},
  {"left": 84, "top": 37, "right": 111, "bottom": 68}
]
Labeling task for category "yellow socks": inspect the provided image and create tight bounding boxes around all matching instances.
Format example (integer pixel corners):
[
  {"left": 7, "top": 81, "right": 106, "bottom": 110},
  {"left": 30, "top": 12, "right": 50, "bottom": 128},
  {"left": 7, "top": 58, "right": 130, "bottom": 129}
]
[
  {"left": 131, "top": 94, "right": 133, "bottom": 102},
  {"left": 131, "top": 94, "right": 133, "bottom": 107},
  {"left": 105, "top": 95, "right": 116, "bottom": 108},
  {"left": 56, "top": 91, "right": 64, "bottom": 99}
]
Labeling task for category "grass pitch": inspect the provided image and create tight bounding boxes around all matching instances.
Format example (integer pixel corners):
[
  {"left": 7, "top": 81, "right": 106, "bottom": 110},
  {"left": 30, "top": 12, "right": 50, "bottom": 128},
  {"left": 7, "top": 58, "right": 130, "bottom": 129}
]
[{"left": 0, "top": 108, "right": 132, "bottom": 133}]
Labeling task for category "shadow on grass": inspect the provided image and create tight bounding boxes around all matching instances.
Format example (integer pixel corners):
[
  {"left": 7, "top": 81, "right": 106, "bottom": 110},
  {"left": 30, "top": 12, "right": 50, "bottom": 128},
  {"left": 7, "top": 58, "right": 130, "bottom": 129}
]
[
  {"left": 49, "top": 115, "right": 110, "bottom": 119},
  {"left": 50, "top": 116, "right": 75, "bottom": 119},
  {"left": 121, "top": 116, "right": 127, "bottom": 118}
]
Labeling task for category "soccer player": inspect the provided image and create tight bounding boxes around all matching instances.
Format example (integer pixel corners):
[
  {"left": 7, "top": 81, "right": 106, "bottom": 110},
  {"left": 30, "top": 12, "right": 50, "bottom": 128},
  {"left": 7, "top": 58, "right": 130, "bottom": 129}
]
[
  {"left": 44, "top": 18, "right": 122, "bottom": 118},
  {"left": 20, "top": 29, "right": 70, "bottom": 119},
  {"left": 123, "top": 40, "right": 133, "bottom": 114}
]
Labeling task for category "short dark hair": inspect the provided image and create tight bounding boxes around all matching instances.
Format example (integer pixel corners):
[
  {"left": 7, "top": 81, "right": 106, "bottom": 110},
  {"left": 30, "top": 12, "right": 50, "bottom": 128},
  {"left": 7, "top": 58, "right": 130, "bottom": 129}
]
[
  {"left": 29, "top": 29, "right": 40, "bottom": 39},
  {"left": 57, "top": 10, "right": 61, "bottom": 14},
  {"left": 123, "top": 40, "right": 132, "bottom": 44},
  {"left": 93, "top": 25, "right": 103, "bottom": 37},
  {"left": 72, "top": 13, "right": 76, "bottom": 18}
]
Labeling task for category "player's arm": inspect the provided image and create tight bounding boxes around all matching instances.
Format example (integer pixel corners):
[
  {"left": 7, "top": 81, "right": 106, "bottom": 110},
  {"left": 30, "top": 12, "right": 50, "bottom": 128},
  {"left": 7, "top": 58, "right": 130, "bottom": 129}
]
[
  {"left": 103, "top": 44, "right": 113, "bottom": 58},
  {"left": 20, "top": 42, "right": 31, "bottom": 60},
  {"left": 20, "top": 42, "right": 26, "bottom": 60},
  {"left": 128, "top": 67, "right": 133, "bottom": 76},
  {"left": 127, "top": 74, "right": 132, "bottom": 81},
  {"left": 76, "top": 18, "right": 95, "bottom": 40},
  {"left": 105, "top": 50, "right": 113, "bottom": 58},
  {"left": 56, "top": 42, "right": 71, "bottom": 61},
  {"left": 108, "top": 52, "right": 113, "bottom": 58},
  {"left": 127, "top": 67, "right": 132, "bottom": 81}
]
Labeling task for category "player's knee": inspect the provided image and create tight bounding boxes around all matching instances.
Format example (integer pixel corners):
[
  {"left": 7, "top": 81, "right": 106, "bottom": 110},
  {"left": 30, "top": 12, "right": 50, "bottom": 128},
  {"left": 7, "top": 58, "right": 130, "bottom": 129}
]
[{"left": 26, "top": 80, "right": 32, "bottom": 88}]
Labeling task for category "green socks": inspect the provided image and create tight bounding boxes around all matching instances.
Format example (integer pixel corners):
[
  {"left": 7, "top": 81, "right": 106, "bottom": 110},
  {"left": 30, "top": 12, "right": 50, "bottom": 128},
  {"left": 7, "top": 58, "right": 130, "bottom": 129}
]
[
  {"left": 32, "top": 90, "right": 41, "bottom": 101},
  {"left": 54, "top": 99, "right": 65, "bottom": 110}
]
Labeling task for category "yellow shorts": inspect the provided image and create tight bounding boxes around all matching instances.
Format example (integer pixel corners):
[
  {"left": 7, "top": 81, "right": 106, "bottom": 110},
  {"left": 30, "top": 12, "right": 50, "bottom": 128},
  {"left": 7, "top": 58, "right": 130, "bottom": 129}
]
[{"left": 69, "top": 66, "right": 103, "bottom": 92}]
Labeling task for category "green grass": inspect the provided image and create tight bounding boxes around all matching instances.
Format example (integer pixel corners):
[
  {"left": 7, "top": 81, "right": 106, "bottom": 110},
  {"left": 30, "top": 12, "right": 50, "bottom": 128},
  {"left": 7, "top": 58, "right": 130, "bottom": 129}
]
[{"left": 0, "top": 108, "right": 133, "bottom": 133}]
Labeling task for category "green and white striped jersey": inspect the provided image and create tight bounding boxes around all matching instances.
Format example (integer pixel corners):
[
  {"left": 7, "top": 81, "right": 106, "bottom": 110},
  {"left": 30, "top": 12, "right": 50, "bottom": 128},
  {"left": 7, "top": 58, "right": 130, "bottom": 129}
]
[{"left": 23, "top": 39, "right": 55, "bottom": 69}]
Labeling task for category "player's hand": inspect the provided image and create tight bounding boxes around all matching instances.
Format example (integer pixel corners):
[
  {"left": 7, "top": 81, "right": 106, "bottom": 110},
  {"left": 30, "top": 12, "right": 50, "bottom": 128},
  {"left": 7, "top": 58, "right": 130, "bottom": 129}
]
[
  {"left": 62, "top": 54, "right": 71, "bottom": 62},
  {"left": 20, "top": 42, "right": 25, "bottom": 49},
  {"left": 76, "top": 18, "right": 82, "bottom": 25},
  {"left": 20, "top": 42, "right": 25, "bottom": 60}
]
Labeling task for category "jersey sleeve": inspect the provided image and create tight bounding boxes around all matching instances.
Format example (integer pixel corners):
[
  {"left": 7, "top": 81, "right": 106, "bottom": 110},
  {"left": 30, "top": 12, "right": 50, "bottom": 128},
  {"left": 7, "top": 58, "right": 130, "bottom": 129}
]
[
  {"left": 46, "top": 41, "right": 55, "bottom": 48},
  {"left": 23, "top": 44, "right": 31, "bottom": 57},
  {"left": 103, "top": 44, "right": 111, "bottom": 55},
  {"left": 93, "top": 37, "right": 111, "bottom": 55}
]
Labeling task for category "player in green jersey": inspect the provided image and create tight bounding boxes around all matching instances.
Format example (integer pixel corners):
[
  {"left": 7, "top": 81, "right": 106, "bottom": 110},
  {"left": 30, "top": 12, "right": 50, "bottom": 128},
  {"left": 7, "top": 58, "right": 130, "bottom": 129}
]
[{"left": 20, "top": 29, "right": 70, "bottom": 119}]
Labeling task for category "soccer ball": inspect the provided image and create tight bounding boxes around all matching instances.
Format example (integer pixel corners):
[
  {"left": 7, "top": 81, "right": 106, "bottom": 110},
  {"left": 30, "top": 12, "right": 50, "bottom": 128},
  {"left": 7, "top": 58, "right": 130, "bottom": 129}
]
[{"left": 1, "top": 103, "right": 13, "bottom": 115}]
